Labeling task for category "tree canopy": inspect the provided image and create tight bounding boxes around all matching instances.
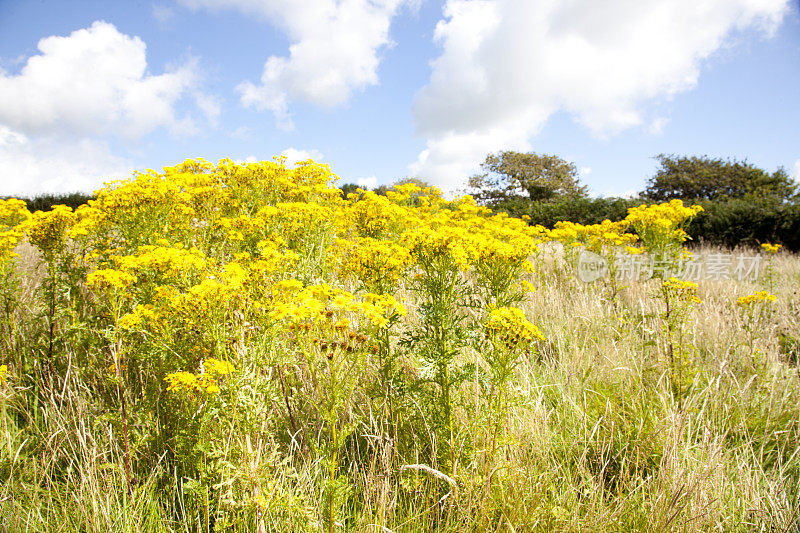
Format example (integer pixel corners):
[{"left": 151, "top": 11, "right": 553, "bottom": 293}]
[
  {"left": 468, "top": 151, "right": 589, "bottom": 205},
  {"left": 642, "top": 154, "right": 798, "bottom": 203}
]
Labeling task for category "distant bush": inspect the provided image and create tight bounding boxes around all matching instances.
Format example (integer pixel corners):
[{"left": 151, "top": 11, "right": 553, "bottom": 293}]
[
  {"left": 687, "top": 199, "right": 800, "bottom": 252},
  {"left": 510, "top": 197, "right": 640, "bottom": 228},
  {"left": 10, "top": 192, "right": 94, "bottom": 212},
  {"left": 498, "top": 197, "right": 800, "bottom": 252}
]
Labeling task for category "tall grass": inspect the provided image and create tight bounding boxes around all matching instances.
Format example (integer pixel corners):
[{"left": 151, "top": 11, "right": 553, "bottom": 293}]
[{"left": 2, "top": 239, "right": 798, "bottom": 532}]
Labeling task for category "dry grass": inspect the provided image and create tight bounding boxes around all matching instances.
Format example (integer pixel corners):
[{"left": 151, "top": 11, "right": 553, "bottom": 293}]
[{"left": 1, "top": 245, "right": 798, "bottom": 532}]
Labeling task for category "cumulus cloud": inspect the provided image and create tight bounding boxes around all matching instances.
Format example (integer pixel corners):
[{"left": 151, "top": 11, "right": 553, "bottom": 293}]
[
  {"left": 411, "top": 0, "right": 789, "bottom": 190},
  {"left": 228, "top": 126, "right": 252, "bottom": 140},
  {"left": 0, "top": 126, "right": 133, "bottom": 196},
  {"left": 793, "top": 159, "right": 800, "bottom": 182},
  {"left": 356, "top": 176, "right": 379, "bottom": 188},
  {"left": 280, "top": 147, "right": 324, "bottom": 166},
  {"left": 0, "top": 21, "right": 214, "bottom": 139},
  {"left": 182, "top": 0, "right": 411, "bottom": 128},
  {"left": 152, "top": 4, "right": 176, "bottom": 24},
  {"left": 647, "top": 117, "right": 670, "bottom": 136}
]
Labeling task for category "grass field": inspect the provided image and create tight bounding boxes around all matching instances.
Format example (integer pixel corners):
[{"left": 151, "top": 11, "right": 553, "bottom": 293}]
[{"left": 0, "top": 159, "right": 798, "bottom": 532}]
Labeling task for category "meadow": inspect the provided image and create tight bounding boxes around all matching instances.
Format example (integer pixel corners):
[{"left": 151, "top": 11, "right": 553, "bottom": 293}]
[{"left": 0, "top": 158, "right": 798, "bottom": 532}]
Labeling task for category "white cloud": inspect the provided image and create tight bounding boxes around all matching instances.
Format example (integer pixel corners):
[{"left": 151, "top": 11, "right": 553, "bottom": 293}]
[
  {"left": 356, "top": 176, "right": 379, "bottom": 188},
  {"left": 228, "top": 126, "right": 252, "bottom": 140},
  {"left": 0, "top": 126, "right": 133, "bottom": 196},
  {"left": 0, "top": 21, "right": 214, "bottom": 139},
  {"left": 193, "top": 92, "right": 222, "bottom": 129},
  {"left": 409, "top": 124, "right": 536, "bottom": 186},
  {"left": 411, "top": 0, "right": 789, "bottom": 191},
  {"left": 579, "top": 166, "right": 592, "bottom": 176},
  {"left": 793, "top": 159, "right": 800, "bottom": 182},
  {"left": 152, "top": 4, "right": 176, "bottom": 24},
  {"left": 647, "top": 117, "right": 670, "bottom": 136},
  {"left": 181, "top": 0, "right": 411, "bottom": 127},
  {"left": 280, "top": 147, "right": 324, "bottom": 167}
]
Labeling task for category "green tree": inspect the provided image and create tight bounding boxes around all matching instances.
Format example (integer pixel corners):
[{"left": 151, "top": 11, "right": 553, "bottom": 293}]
[
  {"left": 373, "top": 177, "right": 433, "bottom": 197},
  {"left": 338, "top": 183, "right": 362, "bottom": 199},
  {"left": 468, "top": 151, "right": 589, "bottom": 206},
  {"left": 642, "top": 154, "right": 798, "bottom": 203}
]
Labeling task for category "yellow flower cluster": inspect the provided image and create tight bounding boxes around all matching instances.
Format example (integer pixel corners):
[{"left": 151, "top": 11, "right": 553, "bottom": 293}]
[
  {"left": 547, "top": 219, "right": 636, "bottom": 250},
  {"left": 86, "top": 269, "right": 138, "bottom": 292},
  {"left": 626, "top": 200, "right": 704, "bottom": 227},
  {"left": 117, "top": 304, "right": 158, "bottom": 330},
  {"left": 761, "top": 243, "right": 781, "bottom": 254},
  {"left": 661, "top": 277, "right": 701, "bottom": 304},
  {"left": 402, "top": 224, "right": 480, "bottom": 271},
  {"left": 25, "top": 205, "right": 76, "bottom": 259},
  {"left": 336, "top": 237, "right": 411, "bottom": 290},
  {"left": 263, "top": 202, "right": 335, "bottom": 244},
  {"left": 0, "top": 199, "right": 30, "bottom": 227},
  {"left": 359, "top": 293, "right": 407, "bottom": 328},
  {"left": 343, "top": 190, "right": 409, "bottom": 239},
  {"left": 0, "top": 364, "right": 8, "bottom": 385},
  {"left": 269, "top": 282, "right": 406, "bottom": 330},
  {"left": 626, "top": 200, "right": 704, "bottom": 252},
  {"left": 0, "top": 199, "right": 31, "bottom": 263},
  {"left": 737, "top": 291, "right": 776, "bottom": 307},
  {"left": 164, "top": 357, "right": 234, "bottom": 396},
  {"left": 485, "top": 307, "right": 546, "bottom": 343},
  {"left": 117, "top": 241, "right": 207, "bottom": 280}
]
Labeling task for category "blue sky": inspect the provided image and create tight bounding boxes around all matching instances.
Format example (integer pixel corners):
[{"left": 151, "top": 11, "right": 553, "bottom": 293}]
[{"left": 0, "top": 0, "right": 798, "bottom": 197}]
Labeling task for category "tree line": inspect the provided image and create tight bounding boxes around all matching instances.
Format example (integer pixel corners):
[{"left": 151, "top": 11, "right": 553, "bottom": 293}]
[{"left": 463, "top": 152, "right": 799, "bottom": 252}]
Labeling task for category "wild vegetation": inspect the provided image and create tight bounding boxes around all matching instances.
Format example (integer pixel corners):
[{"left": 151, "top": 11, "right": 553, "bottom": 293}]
[
  {"left": 0, "top": 157, "right": 798, "bottom": 531},
  {"left": 465, "top": 152, "right": 800, "bottom": 252}
]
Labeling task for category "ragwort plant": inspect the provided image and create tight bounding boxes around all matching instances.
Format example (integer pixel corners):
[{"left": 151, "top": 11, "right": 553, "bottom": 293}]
[
  {"left": 737, "top": 290, "right": 778, "bottom": 368},
  {"left": 627, "top": 200, "right": 704, "bottom": 408}
]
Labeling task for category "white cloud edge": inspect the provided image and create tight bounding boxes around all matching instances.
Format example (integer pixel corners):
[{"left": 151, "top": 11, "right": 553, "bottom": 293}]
[
  {"left": 0, "top": 21, "right": 217, "bottom": 140},
  {"left": 409, "top": 0, "right": 791, "bottom": 192},
  {"left": 181, "top": 0, "right": 412, "bottom": 127}
]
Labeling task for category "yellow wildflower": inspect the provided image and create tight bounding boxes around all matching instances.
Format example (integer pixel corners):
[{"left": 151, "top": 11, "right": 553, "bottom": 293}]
[
  {"left": 87, "top": 269, "right": 137, "bottom": 291},
  {"left": 486, "top": 307, "right": 545, "bottom": 343},
  {"left": 25, "top": 205, "right": 76, "bottom": 258},
  {"left": 737, "top": 291, "right": 776, "bottom": 306},
  {"left": 661, "top": 277, "right": 701, "bottom": 304}
]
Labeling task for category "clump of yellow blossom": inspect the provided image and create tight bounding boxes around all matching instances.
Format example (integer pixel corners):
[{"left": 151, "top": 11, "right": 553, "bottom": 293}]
[
  {"left": 761, "top": 243, "right": 781, "bottom": 254},
  {"left": 0, "top": 199, "right": 31, "bottom": 263},
  {"left": 165, "top": 357, "right": 234, "bottom": 396},
  {"left": 548, "top": 219, "right": 636, "bottom": 251},
  {"left": 485, "top": 307, "right": 545, "bottom": 344},
  {"left": 737, "top": 291, "right": 777, "bottom": 307},
  {"left": 117, "top": 305, "right": 158, "bottom": 330},
  {"left": 625, "top": 200, "right": 703, "bottom": 253},
  {"left": 0, "top": 364, "right": 9, "bottom": 385},
  {"left": 402, "top": 224, "right": 483, "bottom": 272},
  {"left": 269, "top": 282, "right": 406, "bottom": 330},
  {"left": 661, "top": 277, "right": 701, "bottom": 304},
  {"left": 336, "top": 237, "right": 411, "bottom": 290},
  {"left": 25, "top": 205, "right": 76, "bottom": 259},
  {"left": 0, "top": 199, "right": 30, "bottom": 228},
  {"left": 86, "top": 269, "right": 138, "bottom": 292}
]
